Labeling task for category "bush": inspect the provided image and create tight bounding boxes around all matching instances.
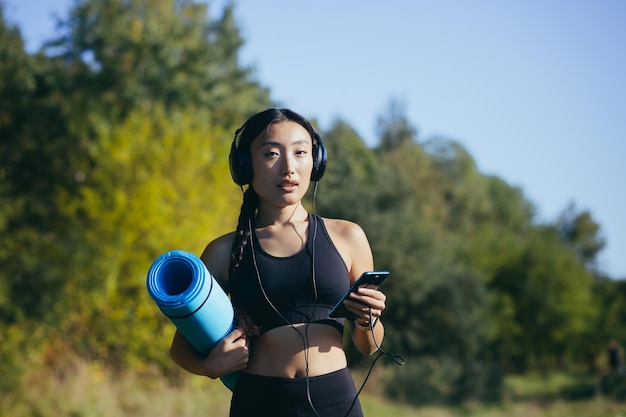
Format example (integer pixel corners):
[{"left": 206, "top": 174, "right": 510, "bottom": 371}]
[
  {"left": 382, "top": 356, "right": 503, "bottom": 406},
  {"left": 600, "top": 373, "right": 626, "bottom": 401}
]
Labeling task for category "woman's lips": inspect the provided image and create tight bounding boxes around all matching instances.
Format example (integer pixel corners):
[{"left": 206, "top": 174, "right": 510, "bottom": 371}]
[{"left": 278, "top": 180, "right": 298, "bottom": 191}]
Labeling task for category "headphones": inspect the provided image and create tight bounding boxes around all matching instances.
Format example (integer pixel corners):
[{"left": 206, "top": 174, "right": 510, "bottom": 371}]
[{"left": 229, "top": 118, "right": 328, "bottom": 186}]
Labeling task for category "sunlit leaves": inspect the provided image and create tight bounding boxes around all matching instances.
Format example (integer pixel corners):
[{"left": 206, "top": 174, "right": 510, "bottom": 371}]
[{"left": 55, "top": 105, "right": 238, "bottom": 366}]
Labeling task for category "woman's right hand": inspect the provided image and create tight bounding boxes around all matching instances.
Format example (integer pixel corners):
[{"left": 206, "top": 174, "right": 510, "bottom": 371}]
[
  {"left": 202, "top": 328, "right": 249, "bottom": 379},
  {"left": 170, "top": 328, "right": 249, "bottom": 378}
]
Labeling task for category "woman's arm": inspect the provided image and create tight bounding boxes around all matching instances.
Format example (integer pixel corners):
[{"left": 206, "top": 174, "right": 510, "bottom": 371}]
[
  {"left": 326, "top": 219, "right": 387, "bottom": 356},
  {"left": 169, "top": 232, "right": 250, "bottom": 377}
]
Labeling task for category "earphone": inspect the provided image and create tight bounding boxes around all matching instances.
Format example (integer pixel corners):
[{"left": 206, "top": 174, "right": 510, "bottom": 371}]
[
  {"left": 247, "top": 184, "right": 322, "bottom": 416},
  {"left": 229, "top": 117, "right": 328, "bottom": 186}
]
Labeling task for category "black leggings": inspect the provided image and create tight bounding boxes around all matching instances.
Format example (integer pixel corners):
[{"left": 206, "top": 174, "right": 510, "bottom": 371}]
[{"left": 229, "top": 368, "right": 364, "bottom": 417}]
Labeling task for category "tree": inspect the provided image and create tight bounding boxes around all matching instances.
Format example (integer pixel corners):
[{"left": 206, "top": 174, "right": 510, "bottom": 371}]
[
  {"left": 555, "top": 202, "right": 606, "bottom": 272},
  {"left": 322, "top": 105, "right": 499, "bottom": 403},
  {"left": 314, "top": 118, "right": 380, "bottom": 221},
  {"left": 0, "top": 3, "right": 31, "bottom": 319},
  {"left": 488, "top": 227, "right": 597, "bottom": 372},
  {"left": 53, "top": 106, "right": 239, "bottom": 368},
  {"left": 47, "top": 0, "right": 269, "bottom": 120},
  {"left": 0, "top": 0, "right": 270, "bottom": 324},
  {"left": 0, "top": 0, "right": 270, "bottom": 369},
  {"left": 376, "top": 98, "right": 418, "bottom": 152},
  {"left": 0, "top": 3, "right": 32, "bottom": 127},
  {"left": 0, "top": 5, "right": 80, "bottom": 323}
]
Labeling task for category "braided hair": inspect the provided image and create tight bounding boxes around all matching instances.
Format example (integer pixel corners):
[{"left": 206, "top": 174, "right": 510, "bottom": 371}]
[{"left": 228, "top": 187, "right": 259, "bottom": 277}]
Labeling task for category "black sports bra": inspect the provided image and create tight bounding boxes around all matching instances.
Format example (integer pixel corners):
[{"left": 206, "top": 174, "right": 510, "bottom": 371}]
[{"left": 228, "top": 214, "right": 349, "bottom": 334}]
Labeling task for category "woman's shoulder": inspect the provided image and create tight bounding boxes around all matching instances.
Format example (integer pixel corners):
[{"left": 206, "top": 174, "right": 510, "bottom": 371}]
[
  {"left": 320, "top": 216, "right": 368, "bottom": 242},
  {"left": 200, "top": 231, "right": 236, "bottom": 286},
  {"left": 319, "top": 216, "right": 373, "bottom": 277}
]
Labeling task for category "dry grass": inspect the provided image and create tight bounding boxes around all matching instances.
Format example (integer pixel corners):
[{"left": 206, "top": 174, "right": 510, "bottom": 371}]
[
  {"left": 1, "top": 359, "right": 231, "bottom": 417},
  {"left": 361, "top": 394, "right": 626, "bottom": 417},
  {"left": 2, "top": 359, "right": 626, "bottom": 417}
]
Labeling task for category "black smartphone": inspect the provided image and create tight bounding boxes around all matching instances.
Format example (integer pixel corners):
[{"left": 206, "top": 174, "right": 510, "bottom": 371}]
[{"left": 328, "top": 271, "right": 390, "bottom": 320}]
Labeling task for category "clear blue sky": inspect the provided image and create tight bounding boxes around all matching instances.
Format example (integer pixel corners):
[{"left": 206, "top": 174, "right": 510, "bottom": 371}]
[{"left": 4, "top": 0, "right": 625, "bottom": 278}]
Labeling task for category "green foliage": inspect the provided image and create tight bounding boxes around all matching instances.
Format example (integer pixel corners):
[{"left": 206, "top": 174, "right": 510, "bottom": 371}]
[
  {"left": 385, "top": 356, "right": 503, "bottom": 405},
  {"left": 47, "top": 0, "right": 269, "bottom": 120},
  {"left": 0, "top": 0, "right": 266, "bottom": 371},
  {"left": 376, "top": 98, "right": 418, "bottom": 151},
  {"left": 600, "top": 374, "right": 626, "bottom": 401},
  {"left": 321, "top": 107, "right": 499, "bottom": 402},
  {"left": 0, "top": 5, "right": 33, "bottom": 124},
  {"left": 488, "top": 227, "right": 597, "bottom": 371},
  {"left": 52, "top": 106, "right": 239, "bottom": 369},
  {"left": 591, "top": 278, "right": 626, "bottom": 368},
  {"left": 0, "top": 5, "right": 81, "bottom": 323},
  {"left": 314, "top": 117, "right": 380, "bottom": 220},
  {"left": 556, "top": 202, "right": 606, "bottom": 271}
]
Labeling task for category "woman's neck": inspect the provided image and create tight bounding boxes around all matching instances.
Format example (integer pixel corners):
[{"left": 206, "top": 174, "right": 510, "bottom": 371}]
[{"left": 255, "top": 202, "right": 309, "bottom": 228}]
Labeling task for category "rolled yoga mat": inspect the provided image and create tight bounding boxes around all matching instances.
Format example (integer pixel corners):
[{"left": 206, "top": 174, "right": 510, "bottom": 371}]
[{"left": 146, "top": 249, "right": 240, "bottom": 390}]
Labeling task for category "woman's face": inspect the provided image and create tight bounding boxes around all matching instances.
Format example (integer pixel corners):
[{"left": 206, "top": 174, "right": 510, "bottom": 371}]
[{"left": 250, "top": 121, "right": 314, "bottom": 208}]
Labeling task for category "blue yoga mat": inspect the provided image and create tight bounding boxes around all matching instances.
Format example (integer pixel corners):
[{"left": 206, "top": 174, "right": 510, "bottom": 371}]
[{"left": 146, "top": 249, "right": 240, "bottom": 390}]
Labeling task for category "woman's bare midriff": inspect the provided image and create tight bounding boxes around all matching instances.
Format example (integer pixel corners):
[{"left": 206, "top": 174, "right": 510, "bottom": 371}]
[{"left": 244, "top": 323, "right": 347, "bottom": 378}]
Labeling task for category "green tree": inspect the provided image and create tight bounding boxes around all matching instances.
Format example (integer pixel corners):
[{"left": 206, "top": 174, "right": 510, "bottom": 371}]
[
  {"left": 0, "top": 0, "right": 270, "bottom": 370},
  {"left": 320, "top": 103, "right": 498, "bottom": 403},
  {"left": 489, "top": 227, "right": 597, "bottom": 372},
  {"left": 376, "top": 98, "right": 417, "bottom": 152},
  {"left": 314, "top": 118, "right": 379, "bottom": 221},
  {"left": 555, "top": 202, "right": 606, "bottom": 272},
  {"left": 0, "top": 5, "right": 81, "bottom": 323},
  {"left": 54, "top": 106, "right": 239, "bottom": 368},
  {"left": 0, "top": 0, "right": 269, "bottom": 323},
  {"left": 0, "top": 3, "right": 32, "bottom": 127},
  {"left": 583, "top": 277, "right": 626, "bottom": 372},
  {"left": 48, "top": 0, "right": 269, "bottom": 120}
]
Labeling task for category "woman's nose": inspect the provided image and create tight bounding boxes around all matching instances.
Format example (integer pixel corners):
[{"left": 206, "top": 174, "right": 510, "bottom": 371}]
[{"left": 281, "top": 155, "right": 295, "bottom": 175}]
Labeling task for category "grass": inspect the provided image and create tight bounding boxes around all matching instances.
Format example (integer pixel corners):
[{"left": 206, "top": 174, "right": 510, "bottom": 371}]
[
  {"left": 361, "top": 395, "right": 625, "bottom": 417},
  {"left": 0, "top": 360, "right": 231, "bottom": 417},
  {"left": 2, "top": 359, "right": 626, "bottom": 417},
  {"left": 359, "top": 372, "right": 626, "bottom": 417},
  {"left": 505, "top": 370, "right": 600, "bottom": 401}
]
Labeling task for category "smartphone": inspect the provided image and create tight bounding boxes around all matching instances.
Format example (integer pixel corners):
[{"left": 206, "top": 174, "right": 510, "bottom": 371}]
[{"left": 328, "top": 271, "right": 390, "bottom": 320}]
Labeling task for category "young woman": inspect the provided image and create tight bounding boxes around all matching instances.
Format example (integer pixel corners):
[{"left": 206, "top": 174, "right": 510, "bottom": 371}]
[{"left": 170, "top": 108, "right": 387, "bottom": 416}]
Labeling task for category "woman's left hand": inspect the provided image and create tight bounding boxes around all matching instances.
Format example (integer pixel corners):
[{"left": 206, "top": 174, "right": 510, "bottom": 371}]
[{"left": 345, "top": 285, "right": 386, "bottom": 326}]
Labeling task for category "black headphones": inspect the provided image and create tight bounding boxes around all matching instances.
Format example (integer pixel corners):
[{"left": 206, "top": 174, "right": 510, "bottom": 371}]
[{"left": 229, "top": 119, "right": 327, "bottom": 186}]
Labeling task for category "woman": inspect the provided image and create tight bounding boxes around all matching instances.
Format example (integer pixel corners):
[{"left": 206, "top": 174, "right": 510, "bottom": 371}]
[{"left": 170, "top": 108, "right": 387, "bottom": 416}]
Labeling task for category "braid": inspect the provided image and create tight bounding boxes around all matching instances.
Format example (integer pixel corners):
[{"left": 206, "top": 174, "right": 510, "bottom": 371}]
[
  {"left": 229, "top": 187, "right": 261, "bottom": 337},
  {"left": 229, "top": 187, "right": 259, "bottom": 276}
]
